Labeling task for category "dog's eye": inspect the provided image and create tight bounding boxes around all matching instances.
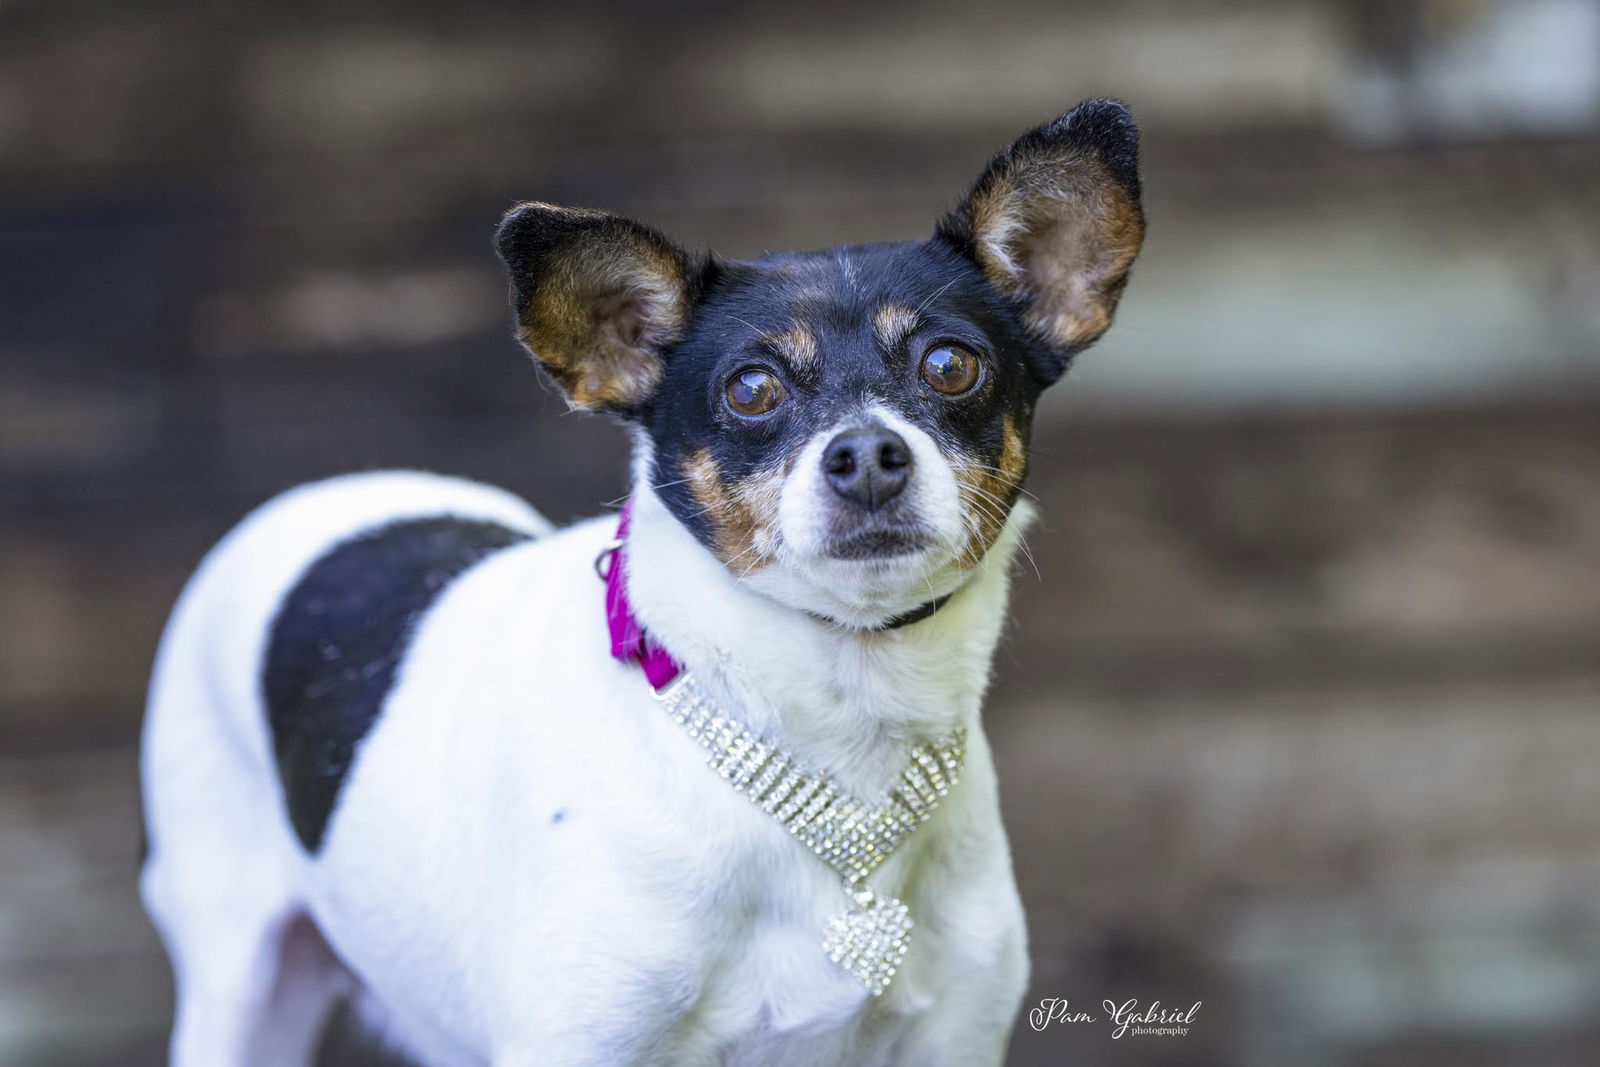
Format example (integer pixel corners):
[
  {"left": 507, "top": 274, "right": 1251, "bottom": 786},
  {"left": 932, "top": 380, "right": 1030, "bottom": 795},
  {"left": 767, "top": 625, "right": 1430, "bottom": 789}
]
[
  {"left": 725, "top": 368, "right": 788, "bottom": 417},
  {"left": 920, "top": 344, "right": 980, "bottom": 395}
]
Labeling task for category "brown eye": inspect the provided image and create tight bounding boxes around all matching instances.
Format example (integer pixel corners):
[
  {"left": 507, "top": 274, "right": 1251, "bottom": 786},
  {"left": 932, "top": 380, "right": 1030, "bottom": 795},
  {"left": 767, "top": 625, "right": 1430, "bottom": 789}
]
[
  {"left": 920, "top": 344, "right": 980, "bottom": 395},
  {"left": 725, "top": 368, "right": 787, "bottom": 416}
]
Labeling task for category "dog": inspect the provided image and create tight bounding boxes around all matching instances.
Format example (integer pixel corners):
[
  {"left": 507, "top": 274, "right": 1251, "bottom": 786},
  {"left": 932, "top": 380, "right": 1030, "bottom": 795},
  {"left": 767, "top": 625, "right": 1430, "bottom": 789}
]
[{"left": 139, "top": 98, "right": 1145, "bottom": 1066}]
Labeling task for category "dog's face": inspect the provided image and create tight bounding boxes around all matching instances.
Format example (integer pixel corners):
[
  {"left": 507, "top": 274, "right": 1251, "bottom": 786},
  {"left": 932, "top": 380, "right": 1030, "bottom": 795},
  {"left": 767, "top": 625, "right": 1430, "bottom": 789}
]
[{"left": 497, "top": 99, "right": 1144, "bottom": 625}]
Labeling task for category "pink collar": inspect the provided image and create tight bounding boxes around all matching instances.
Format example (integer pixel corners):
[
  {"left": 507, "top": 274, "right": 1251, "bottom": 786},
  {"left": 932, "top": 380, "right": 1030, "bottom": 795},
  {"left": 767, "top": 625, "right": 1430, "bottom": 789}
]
[{"left": 603, "top": 500, "right": 683, "bottom": 690}]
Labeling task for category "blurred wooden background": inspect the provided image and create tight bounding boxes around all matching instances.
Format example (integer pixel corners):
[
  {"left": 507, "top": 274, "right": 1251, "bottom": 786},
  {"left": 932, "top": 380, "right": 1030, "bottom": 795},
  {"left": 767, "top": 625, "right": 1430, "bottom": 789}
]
[{"left": 2, "top": 2, "right": 1598, "bottom": 1064}]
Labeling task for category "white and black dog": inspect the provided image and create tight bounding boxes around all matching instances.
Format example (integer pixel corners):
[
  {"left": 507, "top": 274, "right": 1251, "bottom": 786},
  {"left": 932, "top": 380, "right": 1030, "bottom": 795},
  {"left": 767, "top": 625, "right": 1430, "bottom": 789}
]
[{"left": 140, "top": 99, "right": 1144, "bottom": 1066}]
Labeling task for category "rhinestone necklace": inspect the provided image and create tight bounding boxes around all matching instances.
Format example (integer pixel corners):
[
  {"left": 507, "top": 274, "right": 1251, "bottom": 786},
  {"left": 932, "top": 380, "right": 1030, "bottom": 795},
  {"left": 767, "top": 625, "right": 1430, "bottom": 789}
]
[
  {"left": 654, "top": 672, "right": 966, "bottom": 995},
  {"left": 602, "top": 501, "right": 967, "bottom": 995}
]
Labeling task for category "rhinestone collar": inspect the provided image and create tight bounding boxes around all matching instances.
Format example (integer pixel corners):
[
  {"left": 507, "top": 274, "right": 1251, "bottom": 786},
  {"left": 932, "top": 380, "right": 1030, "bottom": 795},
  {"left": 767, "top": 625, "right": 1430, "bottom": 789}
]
[
  {"left": 653, "top": 674, "right": 965, "bottom": 994},
  {"left": 601, "top": 503, "right": 967, "bottom": 994}
]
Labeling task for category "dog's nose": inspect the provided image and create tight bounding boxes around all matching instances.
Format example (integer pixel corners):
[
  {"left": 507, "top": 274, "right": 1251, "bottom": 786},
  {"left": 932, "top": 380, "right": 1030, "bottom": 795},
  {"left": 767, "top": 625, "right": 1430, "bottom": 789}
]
[{"left": 822, "top": 428, "right": 913, "bottom": 510}]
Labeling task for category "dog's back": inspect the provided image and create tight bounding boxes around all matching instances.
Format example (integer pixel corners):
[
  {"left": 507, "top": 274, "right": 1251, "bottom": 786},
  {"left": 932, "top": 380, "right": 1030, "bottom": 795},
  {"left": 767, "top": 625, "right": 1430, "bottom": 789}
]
[{"left": 139, "top": 470, "right": 550, "bottom": 1065}]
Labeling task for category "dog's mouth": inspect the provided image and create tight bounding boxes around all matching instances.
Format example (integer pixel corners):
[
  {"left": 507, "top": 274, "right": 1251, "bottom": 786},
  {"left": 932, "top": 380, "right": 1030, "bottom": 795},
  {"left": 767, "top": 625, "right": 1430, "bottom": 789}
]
[{"left": 821, "top": 525, "right": 931, "bottom": 561}]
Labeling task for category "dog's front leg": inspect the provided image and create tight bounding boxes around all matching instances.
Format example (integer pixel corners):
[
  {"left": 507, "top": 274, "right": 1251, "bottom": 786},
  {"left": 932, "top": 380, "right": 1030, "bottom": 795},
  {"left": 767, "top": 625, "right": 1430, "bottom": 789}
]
[
  {"left": 486, "top": 952, "right": 726, "bottom": 1067},
  {"left": 491, "top": 1041, "right": 629, "bottom": 1067},
  {"left": 889, "top": 832, "right": 1031, "bottom": 1067},
  {"left": 492, "top": 1028, "right": 720, "bottom": 1067},
  {"left": 894, "top": 916, "right": 1028, "bottom": 1067}
]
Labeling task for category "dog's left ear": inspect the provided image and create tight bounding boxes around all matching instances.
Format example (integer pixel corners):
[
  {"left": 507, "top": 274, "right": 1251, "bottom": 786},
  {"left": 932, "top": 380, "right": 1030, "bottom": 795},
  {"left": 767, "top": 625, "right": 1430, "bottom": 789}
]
[
  {"left": 937, "top": 98, "right": 1145, "bottom": 383},
  {"left": 495, "top": 202, "right": 697, "bottom": 416}
]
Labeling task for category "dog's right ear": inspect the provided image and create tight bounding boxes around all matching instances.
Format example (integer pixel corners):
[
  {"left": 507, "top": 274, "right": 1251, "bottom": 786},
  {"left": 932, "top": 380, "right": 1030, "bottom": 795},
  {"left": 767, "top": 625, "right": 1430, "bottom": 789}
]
[{"left": 495, "top": 202, "right": 698, "bottom": 417}]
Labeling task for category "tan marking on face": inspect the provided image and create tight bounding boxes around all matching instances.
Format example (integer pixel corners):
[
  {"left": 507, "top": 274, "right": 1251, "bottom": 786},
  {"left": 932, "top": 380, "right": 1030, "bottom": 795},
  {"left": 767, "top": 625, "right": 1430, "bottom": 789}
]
[
  {"left": 953, "top": 415, "right": 1028, "bottom": 568},
  {"left": 682, "top": 448, "right": 784, "bottom": 572},
  {"left": 967, "top": 153, "right": 1144, "bottom": 352},
  {"left": 872, "top": 303, "right": 919, "bottom": 352},
  {"left": 519, "top": 236, "right": 686, "bottom": 411},
  {"left": 767, "top": 325, "right": 818, "bottom": 369}
]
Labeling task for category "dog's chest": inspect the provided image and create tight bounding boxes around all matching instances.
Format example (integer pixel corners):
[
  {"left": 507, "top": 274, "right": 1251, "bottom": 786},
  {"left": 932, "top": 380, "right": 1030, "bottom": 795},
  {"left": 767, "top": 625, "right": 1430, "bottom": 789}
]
[
  {"left": 314, "top": 660, "right": 960, "bottom": 1057},
  {"left": 282, "top": 526, "right": 991, "bottom": 1058}
]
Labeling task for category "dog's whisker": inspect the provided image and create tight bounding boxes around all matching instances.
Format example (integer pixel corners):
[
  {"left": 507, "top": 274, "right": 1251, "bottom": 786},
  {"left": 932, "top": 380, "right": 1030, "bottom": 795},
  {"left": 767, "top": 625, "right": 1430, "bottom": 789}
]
[
  {"left": 956, "top": 484, "right": 1038, "bottom": 578},
  {"left": 730, "top": 543, "right": 770, "bottom": 579},
  {"left": 964, "top": 464, "right": 1039, "bottom": 501},
  {"left": 912, "top": 277, "right": 960, "bottom": 319},
  {"left": 961, "top": 482, "right": 1022, "bottom": 519},
  {"left": 676, "top": 500, "right": 726, "bottom": 523},
  {"left": 1011, "top": 533, "right": 1042, "bottom": 581},
  {"left": 960, "top": 474, "right": 1022, "bottom": 505},
  {"left": 957, "top": 484, "right": 1009, "bottom": 523}
]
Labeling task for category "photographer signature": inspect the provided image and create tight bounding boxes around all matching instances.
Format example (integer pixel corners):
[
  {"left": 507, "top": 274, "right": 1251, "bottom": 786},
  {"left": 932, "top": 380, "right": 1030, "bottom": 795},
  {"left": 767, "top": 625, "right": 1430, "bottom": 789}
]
[{"left": 1029, "top": 998, "right": 1202, "bottom": 1039}]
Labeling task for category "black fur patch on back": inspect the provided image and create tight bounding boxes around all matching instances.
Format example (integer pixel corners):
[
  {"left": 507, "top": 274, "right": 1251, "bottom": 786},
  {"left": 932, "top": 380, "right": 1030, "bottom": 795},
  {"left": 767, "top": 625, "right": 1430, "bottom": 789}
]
[{"left": 264, "top": 516, "right": 533, "bottom": 853}]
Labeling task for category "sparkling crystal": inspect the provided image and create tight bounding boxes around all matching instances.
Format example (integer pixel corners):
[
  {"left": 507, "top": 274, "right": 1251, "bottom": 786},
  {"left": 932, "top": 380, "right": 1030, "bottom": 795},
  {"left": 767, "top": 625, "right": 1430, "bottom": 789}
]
[
  {"left": 822, "top": 890, "right": 914, "bottom": 996},
  {"left": 656, "top": 674, "right": 964, "bottom": 995}
]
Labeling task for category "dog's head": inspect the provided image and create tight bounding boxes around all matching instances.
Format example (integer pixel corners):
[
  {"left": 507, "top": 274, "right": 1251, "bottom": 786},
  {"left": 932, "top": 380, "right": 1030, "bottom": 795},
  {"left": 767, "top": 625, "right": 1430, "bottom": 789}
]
[{"left": 496, "top": 99, "right": 1144, "bottom": 626}]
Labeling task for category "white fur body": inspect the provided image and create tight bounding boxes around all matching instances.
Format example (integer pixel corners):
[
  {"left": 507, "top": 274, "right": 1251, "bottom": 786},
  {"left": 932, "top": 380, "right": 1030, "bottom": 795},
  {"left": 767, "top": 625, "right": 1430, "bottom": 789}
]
[{"left": 140, "top": 469, "right": 1030, "bottom": 1066}]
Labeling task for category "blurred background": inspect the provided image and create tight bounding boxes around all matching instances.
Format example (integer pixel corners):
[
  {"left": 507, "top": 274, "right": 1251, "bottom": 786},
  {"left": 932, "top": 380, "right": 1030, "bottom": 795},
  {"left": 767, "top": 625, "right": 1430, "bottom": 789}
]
[{"left": 2, "top": 0, "right": 1598, "bottom": 1063}]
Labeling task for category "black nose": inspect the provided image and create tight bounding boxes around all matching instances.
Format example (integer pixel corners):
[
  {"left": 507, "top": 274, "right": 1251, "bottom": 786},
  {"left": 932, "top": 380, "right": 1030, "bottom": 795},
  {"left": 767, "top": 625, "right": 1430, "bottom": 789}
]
[{"left": 822, "top": 427, "right": 913, "bottom": 510}]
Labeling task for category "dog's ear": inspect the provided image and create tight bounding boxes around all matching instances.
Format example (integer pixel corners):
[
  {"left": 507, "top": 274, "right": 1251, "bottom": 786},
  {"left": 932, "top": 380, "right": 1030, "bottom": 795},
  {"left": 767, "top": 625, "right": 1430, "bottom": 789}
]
[
  {"left": 495, "top": 202, "right": 698, "bottom": 416},
  {"left": 937, "top": 98, "right": 1145, "bottom": 383}
]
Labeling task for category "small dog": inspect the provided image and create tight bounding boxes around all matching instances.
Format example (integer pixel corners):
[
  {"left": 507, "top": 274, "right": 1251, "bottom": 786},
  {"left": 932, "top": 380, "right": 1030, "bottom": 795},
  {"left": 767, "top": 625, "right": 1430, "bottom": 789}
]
[{"left": 140, "top": 98, "right": 1144, "bottom": 1066}]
